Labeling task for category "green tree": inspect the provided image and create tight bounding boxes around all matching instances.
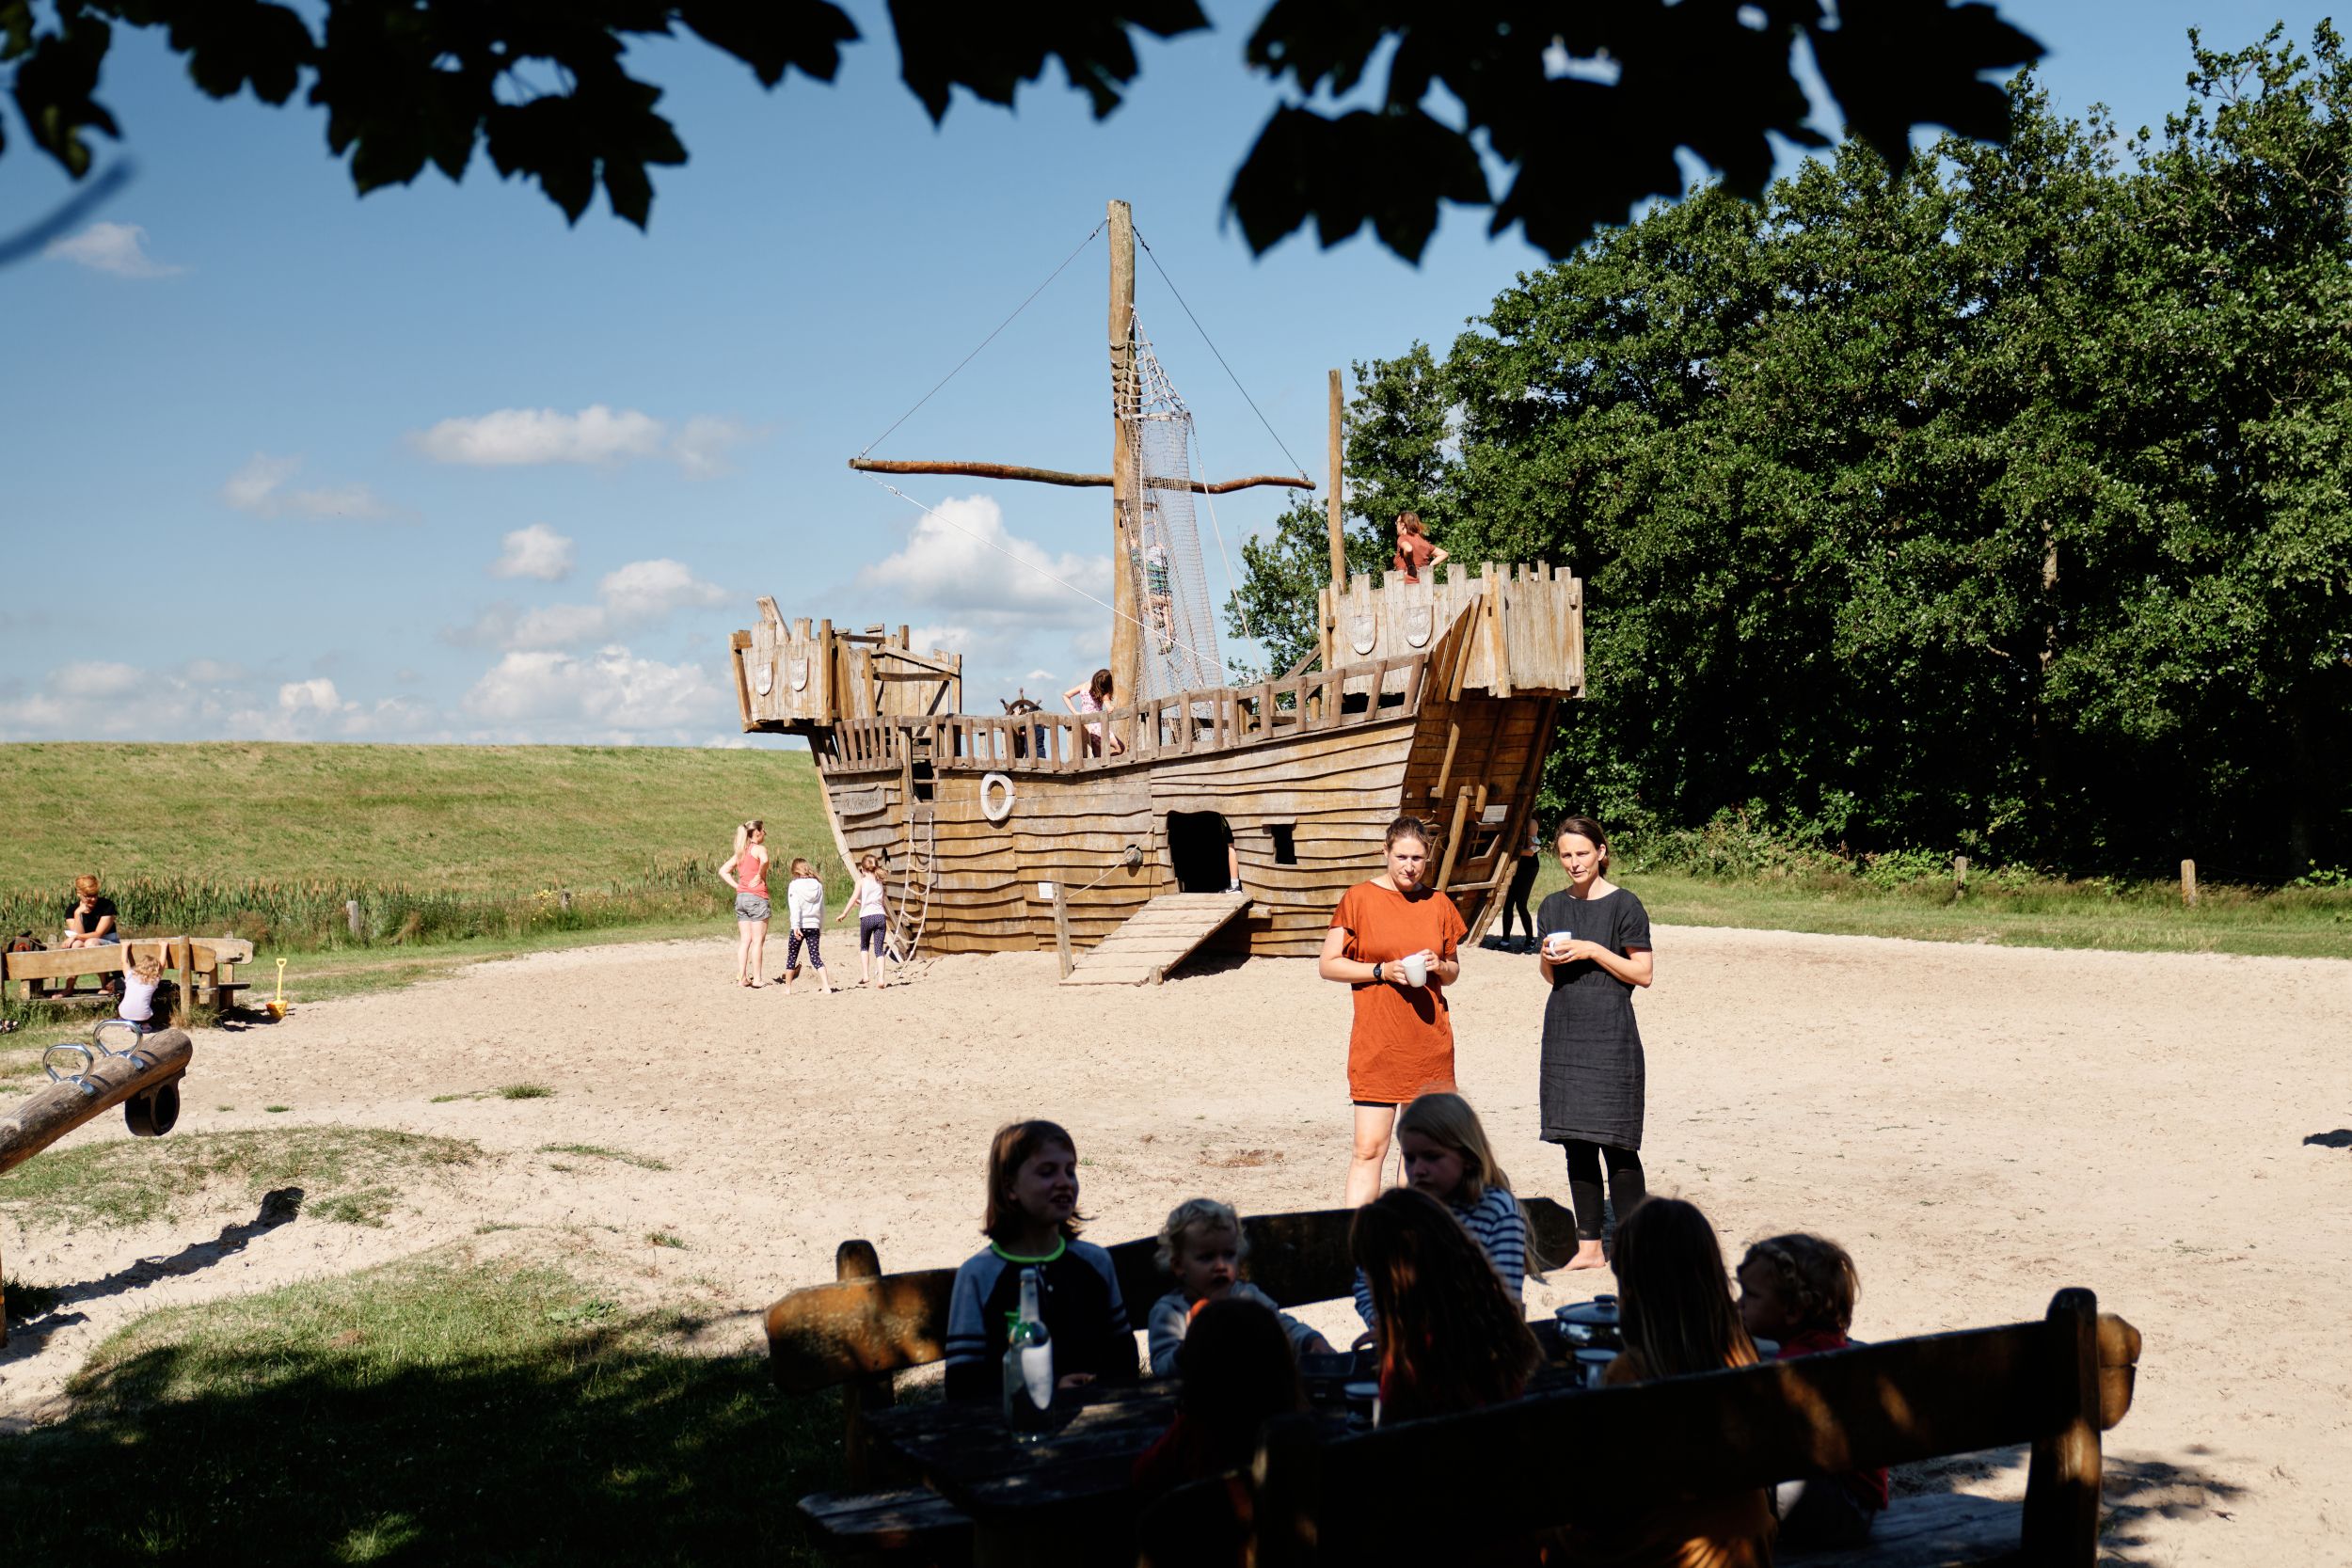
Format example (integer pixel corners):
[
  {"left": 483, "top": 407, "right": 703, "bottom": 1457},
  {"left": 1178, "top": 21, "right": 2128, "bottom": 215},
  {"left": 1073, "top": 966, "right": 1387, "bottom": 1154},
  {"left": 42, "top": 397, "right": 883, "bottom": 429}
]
[{"left": 1248, "top": 27, "right": 2352, "bottom": 879}]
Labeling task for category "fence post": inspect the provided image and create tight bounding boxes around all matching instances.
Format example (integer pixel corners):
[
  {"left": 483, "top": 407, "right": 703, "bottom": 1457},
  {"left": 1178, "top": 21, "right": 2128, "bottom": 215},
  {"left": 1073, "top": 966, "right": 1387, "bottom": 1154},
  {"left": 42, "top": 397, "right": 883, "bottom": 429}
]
[
  {"left": 2180, "top": 859, "right": 2198, "bottom": 908},
  {"left": 345, "top": 899, "right": 363, "bottom": 938},
  {"left": 559, "top": 890, "right": 573, "bottom": 912},
  {"left": 1953, "top": 855, "right": 1968, "bottom": 891},
  {"left": 1050, "top": 883, "right": 1073, "bottom": 980}
]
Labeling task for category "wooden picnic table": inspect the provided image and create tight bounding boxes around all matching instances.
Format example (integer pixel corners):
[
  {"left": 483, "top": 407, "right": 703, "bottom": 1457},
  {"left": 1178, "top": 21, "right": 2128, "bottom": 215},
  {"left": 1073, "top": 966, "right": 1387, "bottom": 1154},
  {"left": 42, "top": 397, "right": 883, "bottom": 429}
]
[{"left": 854, "top": 1331, "right": 1588, "bottom": 1568}]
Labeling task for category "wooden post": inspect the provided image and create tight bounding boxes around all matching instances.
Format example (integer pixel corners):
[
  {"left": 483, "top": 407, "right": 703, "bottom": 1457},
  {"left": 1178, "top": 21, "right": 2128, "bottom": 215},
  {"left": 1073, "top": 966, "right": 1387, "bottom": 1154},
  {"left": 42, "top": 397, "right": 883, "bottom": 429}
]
[
  {"left": 1434, "top": 788, "right": 1472, "bottom": 891},
  {"left": 1953, "top": 855, "right": 1968, "bottom": 890},
  {"left": 834, "top": 1240, "right": 893, "bottom": 1487},
  {"left": 1052, "top": 883, "right": 1073, "bottom": 979},
  {"left": 1326, "top": 367, "right": 1347, "bottom": 666},
  {"left": 2181, "top": 859, "right": 2198, "bottom": 907},
  {"left": 559, "top": 889, "right": 573, "bottom": 911},
  {"left": 345, "top": 899, "right": 362, "bottom": 938},
  {"left": 2022, "top": 1288, "right": 2104, "bottom": 1565},
  {"left": 1107, "top": 198, "right": 1142, "bottom": 705},
  {"left": 175, "top": 936, "right": 193, "bottom": 1026}
]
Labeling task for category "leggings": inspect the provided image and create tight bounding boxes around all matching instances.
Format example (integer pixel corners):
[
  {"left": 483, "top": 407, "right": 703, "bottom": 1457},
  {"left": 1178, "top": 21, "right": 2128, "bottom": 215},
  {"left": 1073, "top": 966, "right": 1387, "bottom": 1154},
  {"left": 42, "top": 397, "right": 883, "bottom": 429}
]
[
  {"left": 1501, "top": 856, "right": 1539, "bottom": 940},
  {"left": 1563, "top": 1139, "right": 1646, "bottom": 1242},
  {"left": 859, "top": 913, "right": 886, "bottom": 958},
  {"left": 787, "top": 927, "right": 824, "bottom": 970}
]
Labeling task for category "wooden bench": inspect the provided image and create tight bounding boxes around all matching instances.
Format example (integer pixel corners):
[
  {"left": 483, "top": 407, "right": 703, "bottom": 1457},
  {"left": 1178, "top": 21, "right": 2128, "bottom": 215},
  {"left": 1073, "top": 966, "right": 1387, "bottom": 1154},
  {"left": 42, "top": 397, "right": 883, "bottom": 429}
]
[
  {"left": 4, "top": 935, "right": 254, "bottom": 1013},
  {"left": 769, "top": 1200, "right": 1583, "bottom": 1558},
  {"left": 1141, "top": 1288, "right": 2144, "bottom": 1568}
]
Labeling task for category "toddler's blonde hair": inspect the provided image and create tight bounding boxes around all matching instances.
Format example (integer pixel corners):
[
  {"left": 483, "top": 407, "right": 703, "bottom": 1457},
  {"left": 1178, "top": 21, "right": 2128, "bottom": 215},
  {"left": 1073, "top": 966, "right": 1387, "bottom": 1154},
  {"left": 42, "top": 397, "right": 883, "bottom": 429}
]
[{"left": 1156, "top": 1196, "right": 1247, "bottom": 1274}]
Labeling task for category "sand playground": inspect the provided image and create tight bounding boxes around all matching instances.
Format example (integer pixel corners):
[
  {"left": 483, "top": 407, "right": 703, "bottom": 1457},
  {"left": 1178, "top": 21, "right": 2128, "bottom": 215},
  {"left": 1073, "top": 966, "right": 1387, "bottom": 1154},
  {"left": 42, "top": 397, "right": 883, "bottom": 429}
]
[{"left": 2, "top": 926, "right": 2347, "bottom": 1563}]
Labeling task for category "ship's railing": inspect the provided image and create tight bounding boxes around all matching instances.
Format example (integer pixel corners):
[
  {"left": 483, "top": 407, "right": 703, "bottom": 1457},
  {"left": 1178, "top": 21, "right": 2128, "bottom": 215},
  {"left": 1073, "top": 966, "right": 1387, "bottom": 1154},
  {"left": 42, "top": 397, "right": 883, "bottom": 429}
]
[{"left": 818, "top": 652, "right": 1432, "bottom": 775}]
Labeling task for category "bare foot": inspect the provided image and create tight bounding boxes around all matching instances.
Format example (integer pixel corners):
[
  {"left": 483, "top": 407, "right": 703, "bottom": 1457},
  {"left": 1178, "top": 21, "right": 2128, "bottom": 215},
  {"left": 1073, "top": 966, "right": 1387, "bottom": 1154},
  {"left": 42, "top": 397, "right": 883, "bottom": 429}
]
[{"left": 1564, "top": 1241, "right": 1611, "bottom": 1271}]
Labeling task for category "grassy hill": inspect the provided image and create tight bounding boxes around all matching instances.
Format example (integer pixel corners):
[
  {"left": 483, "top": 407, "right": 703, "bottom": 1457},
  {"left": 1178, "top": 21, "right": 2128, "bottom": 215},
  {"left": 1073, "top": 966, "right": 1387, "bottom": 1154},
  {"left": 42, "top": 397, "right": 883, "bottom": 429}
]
[{"left": 1, "top": 742, "right": 832, "bottom": 891}]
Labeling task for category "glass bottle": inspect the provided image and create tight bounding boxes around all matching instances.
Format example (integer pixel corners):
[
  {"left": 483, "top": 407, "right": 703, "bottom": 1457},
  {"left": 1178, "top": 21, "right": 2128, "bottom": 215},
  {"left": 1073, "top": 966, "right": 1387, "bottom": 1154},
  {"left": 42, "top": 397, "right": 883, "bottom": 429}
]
[{"left": 1002, "top": 1265, "right": 1056, "bottom": 1442}]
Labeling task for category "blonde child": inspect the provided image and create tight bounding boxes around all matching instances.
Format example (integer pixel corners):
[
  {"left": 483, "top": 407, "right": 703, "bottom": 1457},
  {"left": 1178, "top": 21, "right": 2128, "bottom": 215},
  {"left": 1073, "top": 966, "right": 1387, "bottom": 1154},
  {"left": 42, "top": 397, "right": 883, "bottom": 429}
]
[
  {"left": 781, "top": 858, "right": 831, "bottom": 993},
  {"left": 115, "top": 950, "right": 166, "bottom": 1033},
  {"left": 834, "top": 854, "right": 889, "bottom": 987},
  {"left": 1739, "top": 1233, "right": 1887, "bottom": 1546},
  {"left": 1146, "top": 1198, "right": 1332, "bottom": 1376},
  {"left": 943, "top": 1119, "right": 1137, "bottom": 1402},
  {"left": 1352, "top": 1091, "right": 1529, "bottom": 1330}
]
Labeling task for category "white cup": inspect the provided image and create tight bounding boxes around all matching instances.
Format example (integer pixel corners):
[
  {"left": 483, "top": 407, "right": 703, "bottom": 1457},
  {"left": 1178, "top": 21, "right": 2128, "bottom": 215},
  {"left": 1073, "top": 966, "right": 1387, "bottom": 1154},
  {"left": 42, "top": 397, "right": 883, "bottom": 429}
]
[
  {"left": 1544, "top": 930, "right": 1574, "bottom": 958},
  {"left": 1401, "top": 952, "right": 1428, "bottom": 988}
]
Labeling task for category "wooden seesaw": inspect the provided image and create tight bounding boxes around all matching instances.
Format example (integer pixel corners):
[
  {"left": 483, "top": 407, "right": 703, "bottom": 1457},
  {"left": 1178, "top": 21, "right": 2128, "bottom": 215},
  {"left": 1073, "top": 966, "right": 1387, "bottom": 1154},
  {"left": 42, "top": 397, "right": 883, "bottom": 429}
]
[{"left": 0, "top": 1024, "right": 193, "bottom": 1346}]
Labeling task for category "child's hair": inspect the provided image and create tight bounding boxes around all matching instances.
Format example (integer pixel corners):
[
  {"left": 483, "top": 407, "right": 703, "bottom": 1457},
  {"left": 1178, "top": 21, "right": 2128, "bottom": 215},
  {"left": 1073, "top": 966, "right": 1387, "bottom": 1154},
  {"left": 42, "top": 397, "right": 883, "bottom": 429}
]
[
  {"left": 732, "top": 821, "right": 762, "bottom": 858},
  {"left": 1155, "top": 1196, "right": 1246, "bottom": 1275},
  {"left": 1176, "top": 1296, "right": 1305, "bottom": 1470},
  {"left": 75, "top": 873, "right": 102, "bottom": 898},
  {"left": 1553, "top": 816, "right": 1610, "bottom": 866},
  {"left": 789, "top": 857, "right": 815, "bottom": 879},
  {"left": 1394, "top": 1092, "right": 1512, "bottom": 1205},
  {"left": 982, "top": 1119, "right": 1086, "bottom": 1241},
  {"left": 1740, "top": 1233, "right": 1861, "bottom": 1336},
  {"left": 131, "top": 952, "right": 163, "bottom": 982},
  {"left": 858, "top": 854, "right": 881, "bottom": 875},
  {"left": 1396, "top": 512, "right": 1427, "bottom": 538},
  {"left": 1350, "top": 1187, "right": 1538, "bottom": 1418},
  {"left": 1612, "top": 1196, "right": 1756, "bottom": 1379},
  {"left": 1089, "top": 668, "right": 1114, "bottom": 704}
]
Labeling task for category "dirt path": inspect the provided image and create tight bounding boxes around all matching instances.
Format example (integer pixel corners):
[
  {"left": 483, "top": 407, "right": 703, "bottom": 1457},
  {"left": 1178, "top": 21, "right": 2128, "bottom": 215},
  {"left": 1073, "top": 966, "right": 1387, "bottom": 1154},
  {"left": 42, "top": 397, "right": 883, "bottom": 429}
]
[{"left": 4, "top": 927, "right": 2346, "bottom": 1563}]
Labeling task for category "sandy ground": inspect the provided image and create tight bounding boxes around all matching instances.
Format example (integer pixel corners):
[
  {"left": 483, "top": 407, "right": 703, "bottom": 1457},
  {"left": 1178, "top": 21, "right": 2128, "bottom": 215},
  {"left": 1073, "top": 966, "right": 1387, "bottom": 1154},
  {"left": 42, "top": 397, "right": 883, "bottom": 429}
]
[{"left": 3, "top": 927, "right": 2348, "bottom": 1562}]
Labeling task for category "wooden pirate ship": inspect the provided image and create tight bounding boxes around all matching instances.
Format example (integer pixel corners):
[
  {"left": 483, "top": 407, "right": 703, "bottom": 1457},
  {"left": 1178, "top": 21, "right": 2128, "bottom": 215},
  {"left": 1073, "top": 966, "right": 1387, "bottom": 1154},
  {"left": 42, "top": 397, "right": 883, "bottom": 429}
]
[{"left": 729, "top": 202, "right": 1584, "bottom": 982}]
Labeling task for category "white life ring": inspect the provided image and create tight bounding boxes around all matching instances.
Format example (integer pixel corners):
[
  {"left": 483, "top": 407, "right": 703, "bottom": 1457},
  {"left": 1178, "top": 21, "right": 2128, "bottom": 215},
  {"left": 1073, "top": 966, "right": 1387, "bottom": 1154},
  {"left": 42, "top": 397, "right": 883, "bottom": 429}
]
[{"left": 980, "top": 772, "right": 1016, "bottom": 824}]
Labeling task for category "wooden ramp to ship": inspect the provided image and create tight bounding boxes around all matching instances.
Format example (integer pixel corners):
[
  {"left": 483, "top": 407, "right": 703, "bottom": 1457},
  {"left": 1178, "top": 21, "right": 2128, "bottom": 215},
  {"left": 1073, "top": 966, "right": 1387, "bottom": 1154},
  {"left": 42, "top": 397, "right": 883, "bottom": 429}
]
[{"left": 1060, "top": 892, "right": 1253, "bottom": 987}]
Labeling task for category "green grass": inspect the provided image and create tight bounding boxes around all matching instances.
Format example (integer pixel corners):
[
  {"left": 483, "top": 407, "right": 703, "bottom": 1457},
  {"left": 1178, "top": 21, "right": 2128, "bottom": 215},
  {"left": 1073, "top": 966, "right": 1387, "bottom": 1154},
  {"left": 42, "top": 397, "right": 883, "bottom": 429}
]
[
  {"left": 0, "top": 743, "right": 840, "bottom": 993},
  {"left": 3, "top": 1275, "right": 65, "bottom": 1322},
  {"left": 1526, "top": 862, "right": 2352, "bottom": 959},
  {"left": 0, "top": 1128, "right": 479, "bottom": 1229},
  {"left": 540, "top": 1144, "right": 672, "bottom": 1172},
  {"left": 499, "top": 1084, "right": 556, "bottom": 1101},
  {"left": 0, "top": 1252, "right": 837, "bottom": 1564},
  {"left": 0, "top": 742, "right": 830, "bottom": 892}
]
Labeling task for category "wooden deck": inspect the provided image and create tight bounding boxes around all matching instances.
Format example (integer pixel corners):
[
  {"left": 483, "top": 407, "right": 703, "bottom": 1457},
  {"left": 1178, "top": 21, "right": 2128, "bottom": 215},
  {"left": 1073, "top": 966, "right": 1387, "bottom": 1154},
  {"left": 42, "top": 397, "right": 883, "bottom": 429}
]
[{"left": 1059, "top": 891, "right": 1251, "bottom": 986}]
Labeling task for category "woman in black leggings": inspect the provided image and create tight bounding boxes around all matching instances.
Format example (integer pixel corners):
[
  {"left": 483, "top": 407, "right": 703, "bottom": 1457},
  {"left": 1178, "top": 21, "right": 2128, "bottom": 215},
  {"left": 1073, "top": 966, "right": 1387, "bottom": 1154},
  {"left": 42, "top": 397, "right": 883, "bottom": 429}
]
[
  {"left": 1534, "top": 816, "right": 1655, "bottom": 1269},
  {"left": 1498, "top": 822, "right": 1541, "bottom": 952}
]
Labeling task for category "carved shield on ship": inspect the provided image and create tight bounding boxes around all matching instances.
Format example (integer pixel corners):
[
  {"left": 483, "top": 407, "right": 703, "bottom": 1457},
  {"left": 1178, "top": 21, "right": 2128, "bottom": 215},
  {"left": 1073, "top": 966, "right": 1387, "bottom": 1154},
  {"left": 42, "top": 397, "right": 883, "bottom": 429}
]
[
  {"left": 1350, "top": 614, "right": 1376, "bottom": 657},
  {"left": 1403, "top": 604, "right": 1434, "bottom": 649},
  {"left": 789, "top": 656, "right": 810, "bottom": 693},
  {"left": 754, "top": 658, "right": 773, "bottom": 696}
]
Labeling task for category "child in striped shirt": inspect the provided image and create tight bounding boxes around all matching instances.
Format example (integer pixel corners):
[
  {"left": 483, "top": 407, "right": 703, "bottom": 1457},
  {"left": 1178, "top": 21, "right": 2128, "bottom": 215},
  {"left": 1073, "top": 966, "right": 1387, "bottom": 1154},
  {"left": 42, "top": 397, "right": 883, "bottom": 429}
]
[{"left": 1354, "top": 1091, "right": 1529, "bottom": 1332}]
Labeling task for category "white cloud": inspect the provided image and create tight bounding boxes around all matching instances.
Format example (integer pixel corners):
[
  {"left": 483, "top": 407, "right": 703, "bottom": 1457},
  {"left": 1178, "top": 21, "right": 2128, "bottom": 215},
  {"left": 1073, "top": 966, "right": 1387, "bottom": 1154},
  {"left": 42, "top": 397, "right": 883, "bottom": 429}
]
[
  {"left": 278, "top": 677, "right": 346, "bottom": 715},
  {"left": 448, "top": 558, "right": 731, "bottom": 651},
  {"left": 490, "top": 523, "right": 575, "bottom": 581},
  {"left": 54, "top": 661, "right": 146, "bottom": 701},
  {"left": 461, "top": 645, "right": 723, "bottom": 738},
  {"left": 669, "top": 416, "right": 758, "bottom": 479},
  {"left": 220, "top": 452, "right": 393, "bottom": 520},
  {"left": 45, "top": 221, "right": 184, "bottom": 278},
  {"left": 858, "top": 495, "right": 1110, "bottom": 627},
  {"left": 410, "top": 405, "right": 762, "bottom": 476}
]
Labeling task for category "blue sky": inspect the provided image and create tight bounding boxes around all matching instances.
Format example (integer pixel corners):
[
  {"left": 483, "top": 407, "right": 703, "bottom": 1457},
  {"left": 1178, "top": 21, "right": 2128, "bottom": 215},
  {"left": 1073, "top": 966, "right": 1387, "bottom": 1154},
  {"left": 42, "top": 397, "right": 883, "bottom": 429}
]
[{"left": 0, "top": 2, "right": 2328, "bottom": 747}]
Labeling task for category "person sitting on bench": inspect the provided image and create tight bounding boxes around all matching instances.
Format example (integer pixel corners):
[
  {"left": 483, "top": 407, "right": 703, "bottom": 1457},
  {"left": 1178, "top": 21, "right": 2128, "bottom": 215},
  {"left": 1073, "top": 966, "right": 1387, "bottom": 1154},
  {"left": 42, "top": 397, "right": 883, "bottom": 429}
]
[
  {"left": 1350, "top": 1187, "right": 1538, "bottom": 1424},
  {"left": 1738, "top": 1233, "right": 1888, "bottom": 1548},
  {"left": 57, "top": 873, "right": 119, "bottom": 997},
  {"left": 1132, "top": 1296, "right": 1306, "bottom": 1498},
  {"left": 1561, "top": 1196, "right": 1773, "bottom": 1568}
]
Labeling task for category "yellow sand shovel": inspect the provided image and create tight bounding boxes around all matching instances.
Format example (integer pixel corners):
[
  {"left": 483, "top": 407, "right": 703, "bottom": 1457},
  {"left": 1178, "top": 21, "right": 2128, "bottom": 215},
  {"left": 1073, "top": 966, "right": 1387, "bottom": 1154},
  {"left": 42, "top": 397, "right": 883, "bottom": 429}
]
[{"left": 265, "top": 958, "right": 290, "bottom": 1020}]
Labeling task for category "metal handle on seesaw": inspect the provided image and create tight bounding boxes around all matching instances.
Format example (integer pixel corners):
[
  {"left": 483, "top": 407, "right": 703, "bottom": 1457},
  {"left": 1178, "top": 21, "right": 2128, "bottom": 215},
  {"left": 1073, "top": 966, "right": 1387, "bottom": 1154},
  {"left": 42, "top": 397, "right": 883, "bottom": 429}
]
[{"left": 41, "top": 1043, "right": 103, "bottom": 1097}]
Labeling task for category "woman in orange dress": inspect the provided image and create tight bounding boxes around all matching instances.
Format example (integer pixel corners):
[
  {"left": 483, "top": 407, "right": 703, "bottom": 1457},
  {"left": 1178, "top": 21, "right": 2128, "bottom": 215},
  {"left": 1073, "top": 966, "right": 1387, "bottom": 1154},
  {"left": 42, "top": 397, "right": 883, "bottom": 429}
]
[{"left": 1319, "top": 816, "right": 1468, "bottom": 1206}]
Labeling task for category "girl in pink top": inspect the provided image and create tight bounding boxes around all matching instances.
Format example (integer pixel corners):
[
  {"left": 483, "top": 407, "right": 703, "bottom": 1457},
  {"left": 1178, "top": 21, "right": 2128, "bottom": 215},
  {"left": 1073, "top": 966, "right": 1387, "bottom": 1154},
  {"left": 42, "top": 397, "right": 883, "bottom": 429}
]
[{"left": 720, "top": 820, "right": 771, "bottom": 987}]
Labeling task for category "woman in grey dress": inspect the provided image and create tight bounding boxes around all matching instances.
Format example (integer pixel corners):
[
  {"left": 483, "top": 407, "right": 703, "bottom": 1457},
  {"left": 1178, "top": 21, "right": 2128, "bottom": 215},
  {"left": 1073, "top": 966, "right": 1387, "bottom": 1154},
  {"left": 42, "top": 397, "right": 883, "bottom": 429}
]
[{"left": 1534, "top": 816, "right": 1656, "bottom": 1270}]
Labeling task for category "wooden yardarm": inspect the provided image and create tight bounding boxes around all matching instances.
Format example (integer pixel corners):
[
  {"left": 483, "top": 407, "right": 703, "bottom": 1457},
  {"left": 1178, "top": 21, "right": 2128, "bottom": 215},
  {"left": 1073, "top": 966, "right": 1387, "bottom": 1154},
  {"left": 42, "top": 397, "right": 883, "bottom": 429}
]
[{"left": 730, "top": 201, "right": 1585, "bottom": 976}]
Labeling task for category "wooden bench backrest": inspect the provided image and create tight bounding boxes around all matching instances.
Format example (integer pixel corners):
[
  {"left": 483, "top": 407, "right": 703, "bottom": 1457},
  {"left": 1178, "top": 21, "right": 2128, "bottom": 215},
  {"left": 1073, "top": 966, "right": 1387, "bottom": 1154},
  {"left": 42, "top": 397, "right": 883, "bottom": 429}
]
[
  {"left": 1164, "top": 1289, "right": 2138, "bottom": 1568},
  {"left": 764, "top": 1197, "right": 1581, "bottom": 1394}
]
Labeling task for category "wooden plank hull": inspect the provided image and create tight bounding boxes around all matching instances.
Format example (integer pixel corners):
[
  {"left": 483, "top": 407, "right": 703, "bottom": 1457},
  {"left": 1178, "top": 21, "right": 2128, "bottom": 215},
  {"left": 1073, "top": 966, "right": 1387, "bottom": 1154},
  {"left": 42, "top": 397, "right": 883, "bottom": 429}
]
[{"left": 816, "top": 689, "right": 1556, "bottom": 961}]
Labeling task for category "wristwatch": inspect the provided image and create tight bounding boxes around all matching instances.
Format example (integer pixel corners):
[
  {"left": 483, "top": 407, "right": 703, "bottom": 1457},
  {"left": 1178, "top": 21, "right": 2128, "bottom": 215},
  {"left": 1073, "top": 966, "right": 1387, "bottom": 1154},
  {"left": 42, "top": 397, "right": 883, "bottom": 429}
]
[{"left": 1373, "top": 961, "right": 1385, "bottom": 983}]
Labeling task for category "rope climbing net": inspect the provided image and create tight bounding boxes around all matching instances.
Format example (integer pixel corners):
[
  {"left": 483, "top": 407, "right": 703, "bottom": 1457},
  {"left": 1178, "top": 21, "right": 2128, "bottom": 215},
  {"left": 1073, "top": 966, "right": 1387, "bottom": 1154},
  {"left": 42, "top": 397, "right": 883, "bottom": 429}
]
[{"left": 1125, "top": 314, "right": 1224, "bottom": 701}]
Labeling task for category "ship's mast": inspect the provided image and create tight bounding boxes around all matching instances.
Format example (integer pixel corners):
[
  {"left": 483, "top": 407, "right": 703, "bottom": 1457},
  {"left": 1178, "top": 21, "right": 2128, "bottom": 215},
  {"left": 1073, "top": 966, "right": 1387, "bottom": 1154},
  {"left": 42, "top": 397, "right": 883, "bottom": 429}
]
[{"left": 1107, "top": 198, "right": 1140, "bottom": 704}]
